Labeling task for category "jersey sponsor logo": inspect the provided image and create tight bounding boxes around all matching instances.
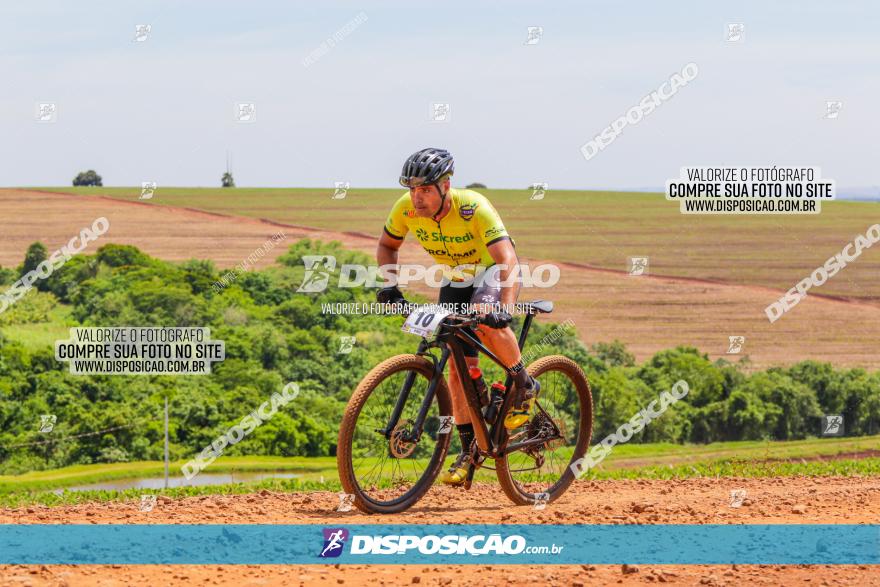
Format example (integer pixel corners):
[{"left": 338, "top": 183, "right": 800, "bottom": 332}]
[
  {"left": 423, "top": 247, "right": 477, "bottom": 260},
  {"left": 459, "top": 202, "right": 478, "bottom": 221},
  {"left": 484, "top": 226, "right": 505, "bottom": 239},
  {"left": 415, "top": 230, "right": 475, "bottom": 244},
  {"left": 403, "top": 209, "right": 417, "bottom": 218}
]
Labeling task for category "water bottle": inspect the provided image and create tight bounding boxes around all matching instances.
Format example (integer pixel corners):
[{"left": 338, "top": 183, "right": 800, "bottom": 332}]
[
  {"left": 468, "top": 367, "right": 489, "bottom": 407},
  {"left": 484, "top": 381, "right": 506, "bottom": 424}
]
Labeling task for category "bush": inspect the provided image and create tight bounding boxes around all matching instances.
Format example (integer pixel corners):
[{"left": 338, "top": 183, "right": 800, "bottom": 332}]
[{"left": 73, "top": 170, "right": 103, "bottom": 186}]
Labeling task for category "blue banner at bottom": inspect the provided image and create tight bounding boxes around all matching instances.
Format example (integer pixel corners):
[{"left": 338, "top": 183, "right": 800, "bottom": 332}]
[{"left": 0, "top": 524, "right": 877, "bottom": 565}]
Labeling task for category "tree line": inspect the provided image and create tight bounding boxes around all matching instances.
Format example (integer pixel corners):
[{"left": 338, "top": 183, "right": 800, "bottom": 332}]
[{"left": 0, "top": 239, "right": 876, "bottom": 474}]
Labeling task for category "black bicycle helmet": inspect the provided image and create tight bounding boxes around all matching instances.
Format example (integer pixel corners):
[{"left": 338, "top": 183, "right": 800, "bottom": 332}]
[{"left": 399, "top": 147, "right": 455, "bottom": 188}]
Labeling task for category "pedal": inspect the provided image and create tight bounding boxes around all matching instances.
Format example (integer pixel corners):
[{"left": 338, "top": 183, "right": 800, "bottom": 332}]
[
  {"left": 463, "top": 463, "right": 476, "bottom": 490},
  {"left": 462, "top": 450, "right": 483, "bottom": 490}
]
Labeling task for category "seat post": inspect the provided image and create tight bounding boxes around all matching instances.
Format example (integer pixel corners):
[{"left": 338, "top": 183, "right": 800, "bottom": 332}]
[{"left": 517, "top": 312, "right": 535, "bottom": 351}]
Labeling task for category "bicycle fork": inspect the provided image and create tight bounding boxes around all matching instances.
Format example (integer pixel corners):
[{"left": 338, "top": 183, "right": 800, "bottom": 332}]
[{"left": 381, "top": 340, "right": 447, "bottom": 443}]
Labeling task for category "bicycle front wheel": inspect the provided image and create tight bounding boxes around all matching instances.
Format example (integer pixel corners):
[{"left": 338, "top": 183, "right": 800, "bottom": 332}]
[{"left": 337, "top": 354, "right": 452, "bottom": 514}]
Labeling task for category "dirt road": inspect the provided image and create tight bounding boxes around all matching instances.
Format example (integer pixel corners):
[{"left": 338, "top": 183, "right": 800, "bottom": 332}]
[{"left": 2, "top": 476, "right": 879, "bottom": 586}]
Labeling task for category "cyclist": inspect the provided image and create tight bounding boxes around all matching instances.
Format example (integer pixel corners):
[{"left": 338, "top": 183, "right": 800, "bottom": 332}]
[{"left": 376, "top": 147, "right": 540, "bottom": 486}]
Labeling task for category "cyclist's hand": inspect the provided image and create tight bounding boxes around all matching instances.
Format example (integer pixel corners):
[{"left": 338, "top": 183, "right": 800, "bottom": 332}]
[
  {"left": 377, "top": 285, "right": 406, "bottom": 304},
  {"left": 481, "top": 310, "right": 512, "bottom": 329}
]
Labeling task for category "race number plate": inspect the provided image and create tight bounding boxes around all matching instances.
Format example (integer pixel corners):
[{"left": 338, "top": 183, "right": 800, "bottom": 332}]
[{"left": 401, "top": 308, "right": 451, "bottom": 338}]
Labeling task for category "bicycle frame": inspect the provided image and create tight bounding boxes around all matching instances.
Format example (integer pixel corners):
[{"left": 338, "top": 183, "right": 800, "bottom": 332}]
[{"left": 381, "top": 310, "right": 549, "bottom": 459}]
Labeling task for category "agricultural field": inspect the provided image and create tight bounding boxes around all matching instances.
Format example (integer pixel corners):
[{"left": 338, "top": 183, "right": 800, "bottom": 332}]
[
  {"left": 6, "top": 187, "right": 880, "bottom": 369},
  {"left": 36, "top": 186, "right": 880, "bottom": 301}
]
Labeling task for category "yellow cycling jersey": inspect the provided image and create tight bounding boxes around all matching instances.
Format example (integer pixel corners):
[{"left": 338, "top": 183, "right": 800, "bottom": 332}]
[{"left": 383, "top": 188, "right": 514, "bottom": 278}]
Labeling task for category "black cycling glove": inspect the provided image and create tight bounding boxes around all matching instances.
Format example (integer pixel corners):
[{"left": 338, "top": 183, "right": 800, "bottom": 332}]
[
  {"left": 377, "top": 285, "right": 406, "bottom": 304},
  {"left": 481, "top": 310, "right": 512, "bottom": 329}
]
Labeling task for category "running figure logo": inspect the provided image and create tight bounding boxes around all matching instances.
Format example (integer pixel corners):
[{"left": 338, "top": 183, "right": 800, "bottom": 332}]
[
  {"left": 628, "top": 257, "right": 649, "bottom": 276},
  {"left": 524, "top": 26, "right": 543, "bottom": 45},
  {"left": 530, "top": 183, "right": 548, "bottom": 200},
  {"left": 297, "top": 255, "right": 337, "bottom": 293},
  {"left": 332, "top": 181, "right": 350, "bottom": 200},
  {"left": 822, "top": 415, "right": 844, "bottom": 437},
  {"left": 39, "top": 414, "right": 57, "bottom": 433},
  {"left": 824, "top": 101, "right": 842, "bottom": 120},
  {"left": 727, "top": 336, "right": 745, "bottom": 354},
  {"left": 319, "top": 528, "right": 349, "bottom": 558},
  {"left": 726, "top": 23, "right": 744, "bottom": 42},
  {"left": 140, "top": 181, "right": 157, "bottom": 200}
]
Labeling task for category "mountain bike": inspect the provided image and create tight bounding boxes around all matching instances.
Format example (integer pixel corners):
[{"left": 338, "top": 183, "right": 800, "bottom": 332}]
[{"left": 337, "top": 300, "right": 593, "bottom": 514}]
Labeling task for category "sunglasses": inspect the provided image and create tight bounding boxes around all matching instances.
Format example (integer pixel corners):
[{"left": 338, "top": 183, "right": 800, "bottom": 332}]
[{"left": 399, "top": 176, "right": 430, "bottom": 188}]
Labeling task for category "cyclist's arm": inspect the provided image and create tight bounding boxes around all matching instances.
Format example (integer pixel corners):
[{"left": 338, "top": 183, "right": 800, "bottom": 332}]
[
  {"left": 377, "top": 230, "right": 403, "bottom": 286},
  {"left": 379, "top": 195, "right": 410, "bottom": 286},
  {"left": 487, "top": 239, "right": 520, "bottom": 306}
]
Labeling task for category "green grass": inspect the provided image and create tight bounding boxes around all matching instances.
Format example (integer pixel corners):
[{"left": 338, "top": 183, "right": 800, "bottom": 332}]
[
  {"left": 1, "top": 435, "right": 876, "bottom": 508},
  {"left": 580, "top": 434, "right": 880, "bottom": 468},
  {"left": 29, "top": 186, "right": 880, "bottom": 301},
  {"left": 0, "top": 302, "right": 75, "bottom": 350}
]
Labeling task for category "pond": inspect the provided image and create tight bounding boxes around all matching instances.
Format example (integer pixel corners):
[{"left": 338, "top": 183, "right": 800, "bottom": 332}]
[{"left": 54, "top": 471, "right": 302, "bottom": 493}]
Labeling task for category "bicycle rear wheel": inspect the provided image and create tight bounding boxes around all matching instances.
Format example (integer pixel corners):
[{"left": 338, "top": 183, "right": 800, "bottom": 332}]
[
  {"left": 338, "top": 354, "right": 452, "bottom": 514},
  {"left": 495, "top": 355, "right": 593, "bottom": 506}
]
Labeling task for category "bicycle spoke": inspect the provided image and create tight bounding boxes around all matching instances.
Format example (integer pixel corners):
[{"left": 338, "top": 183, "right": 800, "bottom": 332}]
[
  {"left": 348, "top": 365, "right": 447, "bottom": 505},
  {"left": 507, "top": 364, "right": 585, "bottom": 495}
]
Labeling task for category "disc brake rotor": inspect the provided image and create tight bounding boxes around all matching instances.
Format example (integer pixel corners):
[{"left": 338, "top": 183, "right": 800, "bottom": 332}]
[{"left": 389, "top": 419, "right": 417, "bottom": 458}]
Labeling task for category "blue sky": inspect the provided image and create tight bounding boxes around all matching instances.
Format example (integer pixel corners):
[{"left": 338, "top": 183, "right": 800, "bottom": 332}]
[{"left": 1, "top": 1, "right": 877, "bottom": 189}]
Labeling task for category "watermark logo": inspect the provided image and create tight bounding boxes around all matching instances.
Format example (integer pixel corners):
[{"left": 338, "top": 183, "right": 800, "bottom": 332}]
[
  {"left": 35, "top": 102, "right": 57, "bottom": 123},
  {"left": 39, "top": 414, "right": 57, "bottom": 433},
  {"left": 338, "top": 335, "right": 356, "bottom": 354},
  {"left": 822, "top": 414, "right": 844, "bottom": 437},
  {"left": 235, "top": 102, "right": 256, "bottom": 123},
  {"left": 727, "top": 336, "right": 745, "bottom": 354},
  {"left": 140, "top": 181, "right": 157, "bottom": 200},
  {"left": 133, "top": 24, "right": 152, "bottom": 42},
  {"left": 1, "top": 217, "right": 109, "bottom": 316},
  {"left": 336, "top": 493, "right": 355, "bottom": 513},
  {"left": 182, "top": 382, "right": 300, "bottom": 479},
  {"left": 302, "top": 12, "right": 368, "bottom": 68},
  {"left": 55, "top": 327, "right": 225, "bottom": 375},
  {"left": 349, "top": 533, "right": 542, "bottom": 556},
  {"left": 581, "top": 62, "right": 698, "bottom": 161},
  {"left": 729, "top": 489, "right": 747, "bottom": 508},
  {"left": 628, "top": 257, "right": 649, "bottom": 276},
  {"left": 139, "top": 495, "right": 157, "bottom": 512},
  {"left": 524, "top": 26, "right": 543, "bottom": 45},
  {"left": 766, "top": 224, "right": 879, "bottom": 323},
  {"left": 437, "top": 416, "right": 455, "bottom": 435},
  {"left": 533, "top": 492, "right": 550, "bottom": 510},
  {"left": 430, "top": 103, "right": 451, "bottom": 123},
  {"left": 570, "top": 381, "right": 689, "bottom": 478},
  {"left": 823, "top": 101, "right": 842, "bottom": 120},
  {"left": 530, "top": 183, "right": 548, "bottom": 200},
  {"left": 332, "top": 181, "right": 349, "bottom": 199},
  {"left": 212, "top": 231, "right": 287, "bottom": 292},
  {"left": 295, "top": 258, "right": 560, "bottom": 292},
  {"left": 297, "top": 255, "right": 337, "bottom": 293},
  {"left": 726, "top": 23, "right": 744, "bottom": 42},
  {"left": 320, "top": 528, "right": 349, "bottom": 558}
]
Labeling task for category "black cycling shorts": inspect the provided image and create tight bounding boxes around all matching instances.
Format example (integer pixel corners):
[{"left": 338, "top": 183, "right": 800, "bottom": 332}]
[{"left": 437, "top": 266, "right": 503, "bottom": 358}]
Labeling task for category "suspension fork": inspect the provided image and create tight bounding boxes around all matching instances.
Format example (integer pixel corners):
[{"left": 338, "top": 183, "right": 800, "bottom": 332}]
[{"left": 380, "top": 340, "right": 450, "bottom": 441}]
